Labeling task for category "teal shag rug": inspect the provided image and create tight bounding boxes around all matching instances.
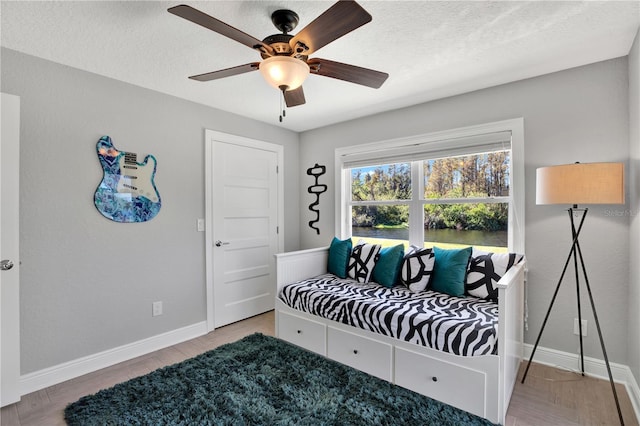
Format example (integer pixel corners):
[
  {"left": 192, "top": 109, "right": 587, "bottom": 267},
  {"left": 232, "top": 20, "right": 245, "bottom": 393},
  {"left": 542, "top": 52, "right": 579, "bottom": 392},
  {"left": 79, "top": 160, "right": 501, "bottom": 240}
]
[{"left": 65, "top": 333, "right": 496, "bottom": 425}]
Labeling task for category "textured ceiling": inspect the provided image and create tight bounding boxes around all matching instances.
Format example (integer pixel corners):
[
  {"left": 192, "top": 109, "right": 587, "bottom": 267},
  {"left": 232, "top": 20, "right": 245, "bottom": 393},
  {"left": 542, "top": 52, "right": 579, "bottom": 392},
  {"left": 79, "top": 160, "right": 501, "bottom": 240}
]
[{"left": 1, "top": 1, "right": 639, "bottom": 132}]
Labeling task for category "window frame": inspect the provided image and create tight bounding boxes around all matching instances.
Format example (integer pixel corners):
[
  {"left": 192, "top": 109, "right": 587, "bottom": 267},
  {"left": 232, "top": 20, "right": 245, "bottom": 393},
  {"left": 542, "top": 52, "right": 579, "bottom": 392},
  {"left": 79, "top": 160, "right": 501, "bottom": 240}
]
[{"left": 335, "top": 118, "right": 525, "bottom": 253}]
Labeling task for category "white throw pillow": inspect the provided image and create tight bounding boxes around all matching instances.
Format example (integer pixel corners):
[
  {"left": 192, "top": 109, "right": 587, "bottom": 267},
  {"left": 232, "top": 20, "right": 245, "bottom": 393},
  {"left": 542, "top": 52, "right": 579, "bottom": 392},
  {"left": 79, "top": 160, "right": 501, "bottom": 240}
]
[
  {"left": 347, "top": 241, "right": 381, "bottom": 283},
  {"left": 466, "top": 248, "right": 524, "bottom": 302},
  {"left": 400, "top": 245, "right": 435, "bottom": 293}
]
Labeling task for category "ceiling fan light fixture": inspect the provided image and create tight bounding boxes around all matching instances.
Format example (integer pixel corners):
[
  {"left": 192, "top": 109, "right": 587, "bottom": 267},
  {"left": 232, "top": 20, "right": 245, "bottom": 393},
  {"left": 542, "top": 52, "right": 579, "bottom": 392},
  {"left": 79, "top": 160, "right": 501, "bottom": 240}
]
[{"left": 259, "top": 56, "right": 310, "bottom": 91}]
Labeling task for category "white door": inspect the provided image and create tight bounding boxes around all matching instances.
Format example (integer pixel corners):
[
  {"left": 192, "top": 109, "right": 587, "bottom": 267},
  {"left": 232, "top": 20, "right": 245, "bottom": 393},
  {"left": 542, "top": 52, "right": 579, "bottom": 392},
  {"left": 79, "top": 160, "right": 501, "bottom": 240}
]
[
  {"left": 205, "top": 131, "right": 282, "bottom": 329},
  {"left": 1, "top": 93, "right": 21, "bottom": 406}
]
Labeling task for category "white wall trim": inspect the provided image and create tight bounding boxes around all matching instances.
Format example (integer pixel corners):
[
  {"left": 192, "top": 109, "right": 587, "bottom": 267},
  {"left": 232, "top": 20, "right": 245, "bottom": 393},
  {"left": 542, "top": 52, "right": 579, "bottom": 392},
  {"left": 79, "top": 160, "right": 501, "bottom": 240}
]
[
  {"left": 20, "top": 321, "right": 208, "bottom": 396},
  {"left": 524, "top": 343, "right": 640, "bottom": 421},
  {"left": 629, "top": 370, "right": 640, "bottom": 424}
]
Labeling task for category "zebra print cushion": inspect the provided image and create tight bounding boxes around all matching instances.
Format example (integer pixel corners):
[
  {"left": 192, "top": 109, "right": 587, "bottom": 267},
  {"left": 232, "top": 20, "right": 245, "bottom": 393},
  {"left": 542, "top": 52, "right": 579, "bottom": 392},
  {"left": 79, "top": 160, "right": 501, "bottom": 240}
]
[
  {"left": 466, "top": 249, "right": 524, "bottom": 302},
  {"left": 279, "top": 274, "right": 499, "bottom": 356}
]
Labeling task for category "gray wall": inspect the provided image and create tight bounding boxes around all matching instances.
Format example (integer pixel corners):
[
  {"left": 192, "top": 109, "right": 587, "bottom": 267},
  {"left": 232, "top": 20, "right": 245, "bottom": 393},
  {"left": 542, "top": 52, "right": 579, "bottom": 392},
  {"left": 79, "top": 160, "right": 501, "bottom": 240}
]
[
  {"left": 1, "top": 48, "right": 300, "bottom": 374},
  {"left": 628, "top": 28, "right": 640, "bottom": 385},
  {"left": 299, "top": 57, "right": 631, "bottom": 363}
]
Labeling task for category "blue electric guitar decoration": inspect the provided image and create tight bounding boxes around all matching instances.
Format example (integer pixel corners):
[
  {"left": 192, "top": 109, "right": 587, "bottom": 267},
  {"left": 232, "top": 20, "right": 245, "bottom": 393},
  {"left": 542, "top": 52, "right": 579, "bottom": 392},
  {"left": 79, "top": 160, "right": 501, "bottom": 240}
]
[{"left": 94, "top": 136, "right": 161, "bottom": 223}]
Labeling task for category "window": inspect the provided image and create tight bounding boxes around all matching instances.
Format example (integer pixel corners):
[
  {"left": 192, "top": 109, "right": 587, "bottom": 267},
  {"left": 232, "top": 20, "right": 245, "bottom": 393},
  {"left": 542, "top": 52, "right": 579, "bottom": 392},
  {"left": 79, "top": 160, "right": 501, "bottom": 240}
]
[
  {"left": 351, "top": 162, "right": 411, "bottom": 243},
  {"left": 336, "top": 119, "right": 524, "bottom": 253}
]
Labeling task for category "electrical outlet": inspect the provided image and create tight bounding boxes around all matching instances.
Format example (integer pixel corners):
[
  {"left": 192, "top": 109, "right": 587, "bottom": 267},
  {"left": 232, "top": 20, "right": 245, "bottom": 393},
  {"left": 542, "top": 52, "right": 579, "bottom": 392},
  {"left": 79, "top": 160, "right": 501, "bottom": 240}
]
[
  {"left": 152, "top": 301, "right": 163, "bottom": 317},
  {"left": 573, "top": 318, "right": 587, "bottom": 336}
]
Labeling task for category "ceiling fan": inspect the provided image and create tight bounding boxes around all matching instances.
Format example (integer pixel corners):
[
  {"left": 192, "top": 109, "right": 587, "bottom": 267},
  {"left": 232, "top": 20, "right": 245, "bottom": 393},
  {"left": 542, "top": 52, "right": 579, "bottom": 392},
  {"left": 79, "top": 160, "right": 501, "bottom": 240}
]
[{"left": 168, "top": 1, "right": 389, "bottom": 108}]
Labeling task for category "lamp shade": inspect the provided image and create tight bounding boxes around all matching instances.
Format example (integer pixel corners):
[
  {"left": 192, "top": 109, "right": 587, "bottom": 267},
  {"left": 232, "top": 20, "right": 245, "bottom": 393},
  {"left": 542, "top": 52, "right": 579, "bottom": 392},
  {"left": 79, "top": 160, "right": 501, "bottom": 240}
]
[
  {"left": 259, "top": 56, "right": 310, "bottom": 91},
  {"left": 536, "top": 162, "right": 624, "bottom": 205}
]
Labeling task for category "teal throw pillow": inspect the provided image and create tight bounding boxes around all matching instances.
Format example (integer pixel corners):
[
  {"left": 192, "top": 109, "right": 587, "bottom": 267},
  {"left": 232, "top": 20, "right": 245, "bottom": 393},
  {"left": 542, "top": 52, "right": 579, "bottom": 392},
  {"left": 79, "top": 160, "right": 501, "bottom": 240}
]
[
  {"left": 431, "top": 246, "right": 473, "bottom": 297},
  {"left": 327, "top": 237, "right": 352, "bottom": 278},
  {"left": 372, "top": 244, "right": 405, "bottom": 288}
]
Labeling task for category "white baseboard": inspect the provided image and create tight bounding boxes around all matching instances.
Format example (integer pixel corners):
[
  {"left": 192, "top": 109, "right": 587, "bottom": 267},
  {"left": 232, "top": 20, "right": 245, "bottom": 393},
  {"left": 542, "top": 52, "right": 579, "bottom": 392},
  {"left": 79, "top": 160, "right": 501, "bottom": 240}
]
[
  {"left": 524, "top": 343, "right": 640, "bottom": 421},
  {"left": 20, "top": 321, "right": 209, "bottom": 396},
  {"left": 16, "top": 332, "right": 640, "bottom": 424},
  {"left": 628, "top": 371, "right": 640, "bottom": 424}
]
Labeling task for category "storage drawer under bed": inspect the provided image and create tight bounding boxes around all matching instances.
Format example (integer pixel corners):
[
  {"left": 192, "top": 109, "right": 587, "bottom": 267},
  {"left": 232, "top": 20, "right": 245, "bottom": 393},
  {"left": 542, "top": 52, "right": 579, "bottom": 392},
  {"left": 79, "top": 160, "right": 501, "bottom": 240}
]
[
  {"left": 394, "top": 346, "right": 486, "bottom": 418},
  {"left": 277, "top": 310, "right": 326, "bottom": 355},
  {"left": 327, "top": 326, "right": 392, "bottom": 381}
]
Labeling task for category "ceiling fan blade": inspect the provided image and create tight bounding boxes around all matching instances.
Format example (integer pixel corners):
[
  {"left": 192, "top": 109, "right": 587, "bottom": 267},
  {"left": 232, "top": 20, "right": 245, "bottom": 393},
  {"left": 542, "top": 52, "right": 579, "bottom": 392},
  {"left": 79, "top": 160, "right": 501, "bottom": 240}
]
[
  {"left": 308, "top": 58, "right": 388, "bottom": 89},
  {"left": 189, "top": 63, "right": 260, "bottom": 82},
  {"left": 290, "top": 1, "right": 372, "bottom": 56},
  {"left": 283, "top": 87, "right": 306, "bottom": 107},
  {"left": 168, "top": 5, "right": 274, "bottom": 56}
]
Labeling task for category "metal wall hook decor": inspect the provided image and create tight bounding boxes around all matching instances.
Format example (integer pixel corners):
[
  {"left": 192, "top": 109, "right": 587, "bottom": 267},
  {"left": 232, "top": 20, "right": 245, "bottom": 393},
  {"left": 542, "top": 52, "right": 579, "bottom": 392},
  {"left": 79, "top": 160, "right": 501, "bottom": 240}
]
[{"left": 306, "top": 163, "right": 327, "bottom": 235}]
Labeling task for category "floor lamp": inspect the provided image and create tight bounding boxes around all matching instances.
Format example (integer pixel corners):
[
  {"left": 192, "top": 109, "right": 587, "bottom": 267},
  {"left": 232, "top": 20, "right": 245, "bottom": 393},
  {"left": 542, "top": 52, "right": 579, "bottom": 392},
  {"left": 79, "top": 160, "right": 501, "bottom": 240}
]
[{"left": 521, "top": 162, "right": 625, "bottom": 425}]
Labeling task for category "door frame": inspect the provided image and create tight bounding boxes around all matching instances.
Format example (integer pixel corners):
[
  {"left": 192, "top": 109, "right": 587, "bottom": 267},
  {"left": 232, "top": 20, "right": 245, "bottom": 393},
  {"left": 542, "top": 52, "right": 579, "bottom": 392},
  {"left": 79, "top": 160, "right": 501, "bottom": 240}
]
[
  {"left": 1, "top": 92, "right": 21, "bottom": 406},
  {"left": 204, "top": 129, "right": 284, "bottom": 332}
]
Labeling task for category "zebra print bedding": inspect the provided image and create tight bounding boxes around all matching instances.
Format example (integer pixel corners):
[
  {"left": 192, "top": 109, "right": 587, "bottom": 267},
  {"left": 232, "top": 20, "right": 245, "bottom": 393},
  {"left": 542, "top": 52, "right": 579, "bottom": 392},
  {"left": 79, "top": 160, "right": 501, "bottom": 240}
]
[{"left": 278, "top": 273, "right": 499, "bottom": 356}]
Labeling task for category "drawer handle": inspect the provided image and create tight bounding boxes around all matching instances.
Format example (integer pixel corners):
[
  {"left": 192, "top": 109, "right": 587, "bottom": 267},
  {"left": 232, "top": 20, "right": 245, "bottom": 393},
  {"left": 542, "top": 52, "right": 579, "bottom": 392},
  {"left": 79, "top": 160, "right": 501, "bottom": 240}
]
[
  {"left": 353, "top": 349, "right": 358, "bottom": 355},
  {"left": 296, "top": 330, "right": 302, "bottom": 334},
  {"left": 432, "top": 376, "right": 438, "bottom": 382}
]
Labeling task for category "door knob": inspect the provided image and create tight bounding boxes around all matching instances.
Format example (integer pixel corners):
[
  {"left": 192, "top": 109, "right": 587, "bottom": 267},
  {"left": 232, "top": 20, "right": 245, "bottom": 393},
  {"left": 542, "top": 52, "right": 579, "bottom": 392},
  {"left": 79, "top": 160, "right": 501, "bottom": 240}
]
[
  {"left": 0, "top": 260, "right": 14, "bottom": 271},
  {"left": 215, "top": 240, "right": 230, "bottom": 247}
]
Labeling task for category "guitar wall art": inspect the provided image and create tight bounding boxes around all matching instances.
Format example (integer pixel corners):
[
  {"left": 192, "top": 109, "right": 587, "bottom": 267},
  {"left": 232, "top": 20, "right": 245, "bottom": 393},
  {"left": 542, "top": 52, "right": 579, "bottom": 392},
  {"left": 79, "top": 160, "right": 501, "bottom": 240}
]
[{"left": 94, "top": 136, "right": 161, "bottom": 223}]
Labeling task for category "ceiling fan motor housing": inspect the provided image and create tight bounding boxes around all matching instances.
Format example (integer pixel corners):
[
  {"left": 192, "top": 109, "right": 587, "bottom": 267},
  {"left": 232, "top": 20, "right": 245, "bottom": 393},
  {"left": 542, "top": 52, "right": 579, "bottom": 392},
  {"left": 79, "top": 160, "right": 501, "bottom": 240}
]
[
  {"left": 261, "top": 33, "right": 309, "bottom": 61},
  {"left": 261, "top": 33, "right": 294, "bottom": 57},
  {"left": 261, "top": 9, "right": 311, "bottom": 60}
]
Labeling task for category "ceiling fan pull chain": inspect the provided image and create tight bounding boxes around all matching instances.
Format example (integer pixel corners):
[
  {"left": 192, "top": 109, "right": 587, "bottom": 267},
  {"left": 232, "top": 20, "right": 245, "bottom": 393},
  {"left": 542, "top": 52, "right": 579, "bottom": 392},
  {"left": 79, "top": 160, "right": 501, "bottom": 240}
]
[{"left": 279, "top": 88, "right": 286, "bottom": 122}]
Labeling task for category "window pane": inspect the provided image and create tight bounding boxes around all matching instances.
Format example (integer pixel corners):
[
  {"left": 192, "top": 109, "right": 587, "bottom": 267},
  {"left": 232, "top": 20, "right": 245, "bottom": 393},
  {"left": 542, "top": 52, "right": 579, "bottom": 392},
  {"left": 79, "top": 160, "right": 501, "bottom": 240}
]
[
  {"left": 424, "top": 151, "right": 510, "bottom": 199},
  {"left": 424, "top": 203, "right": 508, "bottom": 251},
  {"left": 351, "top": 163, "right": 411, "bottom": 201},
  {"left": 352, "top": 205, "right": 409, "bottom": 247}
]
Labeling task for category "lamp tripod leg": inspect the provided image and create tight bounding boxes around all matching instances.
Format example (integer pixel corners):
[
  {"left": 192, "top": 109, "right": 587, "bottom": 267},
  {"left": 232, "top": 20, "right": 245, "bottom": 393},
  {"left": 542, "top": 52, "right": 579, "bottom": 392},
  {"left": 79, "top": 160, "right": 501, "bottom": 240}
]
[
  {"left": 574, "top": 237, "right": 625, "bottom": 425},
  {"left": 521, "top": 225, "right": 582, "bottom": 383},
  {"left": 570, "top": 210, "right": 585, "bottom": 376},
  {"left": 522, "top": 209, "right": 587, "bottom": 383}
]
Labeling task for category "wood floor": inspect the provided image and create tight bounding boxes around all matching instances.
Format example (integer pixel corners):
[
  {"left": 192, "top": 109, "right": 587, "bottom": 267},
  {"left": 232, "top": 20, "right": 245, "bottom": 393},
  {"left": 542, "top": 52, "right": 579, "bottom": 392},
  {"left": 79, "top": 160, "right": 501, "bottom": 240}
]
[{"left": 2, "top": 311, "right": 637, "bottom": 426}]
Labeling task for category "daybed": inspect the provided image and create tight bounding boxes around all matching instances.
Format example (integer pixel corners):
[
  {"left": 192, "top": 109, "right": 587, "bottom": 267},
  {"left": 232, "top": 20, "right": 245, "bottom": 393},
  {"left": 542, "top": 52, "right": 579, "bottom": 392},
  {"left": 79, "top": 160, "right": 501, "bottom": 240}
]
[{"left": 275, "top": 243, "right": 526, "bottom": 425}]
